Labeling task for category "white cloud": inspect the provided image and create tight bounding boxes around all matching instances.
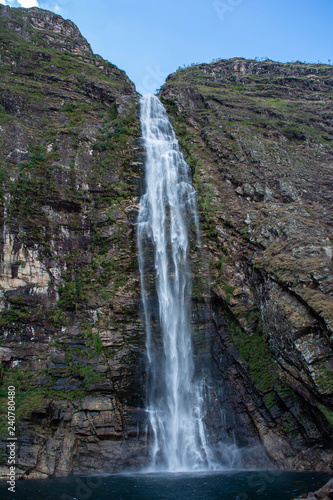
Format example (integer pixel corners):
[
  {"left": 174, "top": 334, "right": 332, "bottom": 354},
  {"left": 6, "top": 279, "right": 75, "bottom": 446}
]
[
  {"left": 1, "top": 0, "right": 63, "bottom": 14},
  {"left": 18, "top": 0, "right": 39, "bottom": 6},
  {"left": 0, "top": 0, "right": 39, "bottom": 5}
]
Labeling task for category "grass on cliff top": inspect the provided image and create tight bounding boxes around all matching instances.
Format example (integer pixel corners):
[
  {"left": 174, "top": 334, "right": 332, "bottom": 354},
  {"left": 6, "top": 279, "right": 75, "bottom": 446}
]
[
  {"left": 163, "top": 60, "right": 333, "bottom": 117},
  {"left": 0, "top": 20, "right": 129, "bottom": 91},
  {"left": 167, "top": 58, "right": 333, "bottom": 85}
]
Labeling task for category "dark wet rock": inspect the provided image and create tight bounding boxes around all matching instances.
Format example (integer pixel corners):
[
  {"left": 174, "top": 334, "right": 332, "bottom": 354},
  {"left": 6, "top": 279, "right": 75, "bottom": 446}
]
[{"left": 293, "top": 478, "right": 333, "bottom": 499}]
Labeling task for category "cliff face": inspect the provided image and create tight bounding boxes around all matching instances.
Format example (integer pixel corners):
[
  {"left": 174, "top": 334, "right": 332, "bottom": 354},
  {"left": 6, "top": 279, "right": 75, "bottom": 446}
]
[
  {"left": 0, "top": 5, "right": 148, "bottom": 477},
  {"left": 0, "top": 6, "right": 333, "bottom": 478},
  {"left": 160, "top": 59, "right": 333, "bottom": 471}
]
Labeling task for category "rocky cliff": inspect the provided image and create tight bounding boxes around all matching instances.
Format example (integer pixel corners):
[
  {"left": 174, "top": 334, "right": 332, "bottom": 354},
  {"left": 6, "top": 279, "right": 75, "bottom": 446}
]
[
  {"left": 0, "top": 5, "right": 333, "bottom": 478},
  {"left": 0, "top": 5, "right": 148, "bottom": 477},
  {"left": 159, "top": 59, "right": 333, "bottom": 471}
]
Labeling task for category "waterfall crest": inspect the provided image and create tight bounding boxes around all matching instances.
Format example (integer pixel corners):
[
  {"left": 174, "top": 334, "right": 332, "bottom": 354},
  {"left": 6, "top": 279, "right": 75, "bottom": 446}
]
[{"left": 137, "top": 94, "right": 214, "bottom": 471}]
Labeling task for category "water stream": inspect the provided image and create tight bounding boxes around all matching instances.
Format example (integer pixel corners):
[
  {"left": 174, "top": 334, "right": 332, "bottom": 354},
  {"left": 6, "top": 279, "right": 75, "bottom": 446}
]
[{"left": 137, "top": 94, "right": 214, "bottom": 471}]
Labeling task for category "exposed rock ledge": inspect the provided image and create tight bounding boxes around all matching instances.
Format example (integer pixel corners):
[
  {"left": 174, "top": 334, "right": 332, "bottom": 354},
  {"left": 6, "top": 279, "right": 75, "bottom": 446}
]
[{"left": 294, "top": 479, "right": 333, "bottom": 499}]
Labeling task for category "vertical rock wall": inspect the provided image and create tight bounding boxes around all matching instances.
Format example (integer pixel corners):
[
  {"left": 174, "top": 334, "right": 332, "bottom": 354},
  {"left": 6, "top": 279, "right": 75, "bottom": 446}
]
[
  {"left": 160, "top": 58, "right": 333, "bottom": 471},
  {"left": 0, "top": 5, "right": 149, "bottom": 477}
]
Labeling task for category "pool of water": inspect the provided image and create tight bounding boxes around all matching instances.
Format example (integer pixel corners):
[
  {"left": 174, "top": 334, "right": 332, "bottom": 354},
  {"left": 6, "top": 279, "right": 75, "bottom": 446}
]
[{"left": 0, "top": 470, "right": 331, "bottom": 500}]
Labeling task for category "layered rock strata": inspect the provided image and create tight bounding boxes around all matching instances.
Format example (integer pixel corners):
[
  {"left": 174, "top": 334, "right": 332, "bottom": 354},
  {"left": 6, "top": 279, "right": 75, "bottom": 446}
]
[
  {"left": 160, "top": 58, "right": 333, "bottom": 470},
  {"left": 0, "top": 5, "right": 148, "bottom": 477}
]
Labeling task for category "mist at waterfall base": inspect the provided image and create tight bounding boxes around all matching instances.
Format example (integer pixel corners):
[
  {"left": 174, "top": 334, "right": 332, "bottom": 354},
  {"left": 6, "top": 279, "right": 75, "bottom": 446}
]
[{"left": 1, "top": 471, "right": 331, "bottom": 500}]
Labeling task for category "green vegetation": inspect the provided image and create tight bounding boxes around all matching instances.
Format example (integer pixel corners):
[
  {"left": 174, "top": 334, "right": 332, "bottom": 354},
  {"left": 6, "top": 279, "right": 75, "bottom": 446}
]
[
  {"left": 226, "top": 316, "right": 293, "bottom": 410},
  {"left": 0, "top": 293, "right": 43, "bottom": 329},
  {"left": 0, "top": 364, "right": 46, "bottom": 458},
  {"left": 83, "top": 325, "right": 103, "bottom": 357},
  {"left": 0, "top": 104, "right": 14, "bottom": 125},
  {"left": 0, "top": 164, "right": 7, "bottom": 204},
  {"left": 315, "top": 366, "right": 333, "bottom": 394},
  {"left": 195, "top": 178, "right": 219, "bottom": 238},
  {"left": 7, "top": 151, "right": 61, "bottom": 250},
  {"left": 228, "top": 318, "right": 276, "bottom": 391},
  {"left": 319, "top": 404, "right": 333, "bottom": 427},
  {"left": 0, "top": 348, "right": 108, "bottom": 462}
]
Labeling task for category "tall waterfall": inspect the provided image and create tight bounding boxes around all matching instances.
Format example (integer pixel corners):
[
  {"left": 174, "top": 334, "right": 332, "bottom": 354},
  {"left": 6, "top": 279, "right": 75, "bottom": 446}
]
[{"left": 137, "top": 94, "right": 214, "bottom": 471}]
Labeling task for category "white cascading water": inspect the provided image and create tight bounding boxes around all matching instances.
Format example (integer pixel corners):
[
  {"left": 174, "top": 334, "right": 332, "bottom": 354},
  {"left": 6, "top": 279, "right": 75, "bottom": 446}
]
[{"left": 137, "top": 94, "right": 215, "bottom": 471}]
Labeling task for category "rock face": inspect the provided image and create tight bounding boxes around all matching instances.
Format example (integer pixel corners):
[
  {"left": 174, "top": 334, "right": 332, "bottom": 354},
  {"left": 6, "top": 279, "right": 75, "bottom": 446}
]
[
  {"left": 0, "top": 5, "right": 148, "bottom": 477},
  {"left": 159, "top": 58, "right": 333, "bottom": 471},
  {"left": 294, "top": 478, "right": 333, "bottom": 499},
  {"left": 0, "top": 6, "right": 333, "bottom": 477}
]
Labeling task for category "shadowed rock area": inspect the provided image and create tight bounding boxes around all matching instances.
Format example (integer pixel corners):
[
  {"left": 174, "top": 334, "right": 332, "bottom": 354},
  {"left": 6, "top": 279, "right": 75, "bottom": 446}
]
[{"left": 294, "top": 478, "right": 333, "bottom": 499}]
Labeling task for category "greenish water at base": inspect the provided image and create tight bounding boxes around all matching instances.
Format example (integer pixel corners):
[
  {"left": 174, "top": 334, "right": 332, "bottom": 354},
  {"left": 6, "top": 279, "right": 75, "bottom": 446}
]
[{"left": 0, "top": 470, "right": 331, "bottom": 500}]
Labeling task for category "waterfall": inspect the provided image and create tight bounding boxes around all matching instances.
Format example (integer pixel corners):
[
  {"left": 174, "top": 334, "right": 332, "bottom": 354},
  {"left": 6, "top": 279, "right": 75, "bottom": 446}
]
[{"left": 137, "top": 94, "right": 214, "bottom": 471}]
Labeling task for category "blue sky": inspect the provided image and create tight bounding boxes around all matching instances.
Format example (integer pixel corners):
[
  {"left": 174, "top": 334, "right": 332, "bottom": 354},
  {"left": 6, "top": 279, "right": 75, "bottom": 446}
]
[{"left": 1, "top": 0, "right": 332, "bottom": 94}]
